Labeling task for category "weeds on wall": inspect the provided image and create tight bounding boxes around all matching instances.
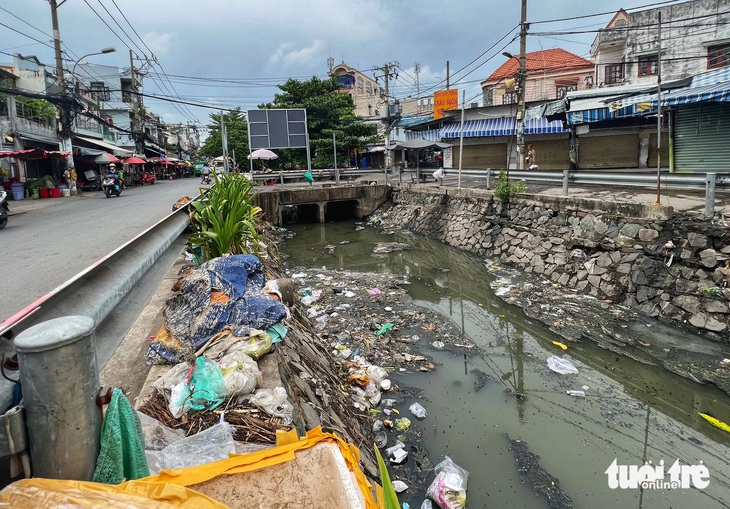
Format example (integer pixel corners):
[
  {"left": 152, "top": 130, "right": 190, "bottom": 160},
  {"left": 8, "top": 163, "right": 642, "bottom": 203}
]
[{"left": 494, "top": 170, "right": 526, "bottom": 202}]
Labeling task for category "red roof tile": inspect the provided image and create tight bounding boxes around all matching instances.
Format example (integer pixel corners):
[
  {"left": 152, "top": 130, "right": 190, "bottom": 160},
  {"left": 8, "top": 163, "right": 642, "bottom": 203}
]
[{"left": 485, "top": 48, "right": 593, "bottom": 83}]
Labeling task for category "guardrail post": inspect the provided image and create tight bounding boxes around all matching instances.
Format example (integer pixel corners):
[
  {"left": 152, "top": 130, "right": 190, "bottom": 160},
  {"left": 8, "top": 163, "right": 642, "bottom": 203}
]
[
  {"left": 335, "top": 168, "right": 340, "bottom": 185},
  {"left": 14, "top": 316, "right": 101, "bottom": 480},
  {"left": 486, "top": 169, "right": 492, "bottom": 189},
  {"left": 563, "top": 170, "right": 570, "bottom": 196},
  {"left": 705, "top": 173, "right": 716, "bottom": 218},
  {"left": 279, "top": 172, "right": 284, "bottom": 185}
]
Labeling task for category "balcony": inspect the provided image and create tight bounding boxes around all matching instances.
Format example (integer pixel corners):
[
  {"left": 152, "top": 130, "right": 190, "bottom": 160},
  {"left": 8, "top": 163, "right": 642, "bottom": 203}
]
[{"left": 592, "top": 28, "right": 628, "bottom": 53}]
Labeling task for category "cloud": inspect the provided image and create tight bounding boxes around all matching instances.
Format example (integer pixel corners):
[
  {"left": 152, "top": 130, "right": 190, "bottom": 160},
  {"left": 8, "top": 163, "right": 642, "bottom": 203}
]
[
  {"left": 269, "top": 39, "right": 326, "bottom": 68},
  {"left": 142, "top": 32, "right": 174, "bottom": 57}
]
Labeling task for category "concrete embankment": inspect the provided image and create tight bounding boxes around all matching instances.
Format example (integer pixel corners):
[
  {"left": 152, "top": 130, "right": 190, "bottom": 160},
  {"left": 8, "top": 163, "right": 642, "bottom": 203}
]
[{"left": 374, "top": 184, "right": 730, "bottom": 391}]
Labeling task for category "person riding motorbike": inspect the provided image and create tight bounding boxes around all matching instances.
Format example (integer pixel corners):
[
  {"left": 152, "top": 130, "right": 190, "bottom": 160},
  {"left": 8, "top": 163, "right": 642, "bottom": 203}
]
[{"left": 201, "top": 164, "right": 211, "bottom": 184}]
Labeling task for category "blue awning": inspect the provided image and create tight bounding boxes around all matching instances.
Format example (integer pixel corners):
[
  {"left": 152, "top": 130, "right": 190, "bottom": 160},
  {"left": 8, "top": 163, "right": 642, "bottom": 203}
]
[
  {"left": 659, "top": 81, "right": 730, "bottom": 107},
  {"left": 440, "top": 117, "right": 564, "bottom": 138}
]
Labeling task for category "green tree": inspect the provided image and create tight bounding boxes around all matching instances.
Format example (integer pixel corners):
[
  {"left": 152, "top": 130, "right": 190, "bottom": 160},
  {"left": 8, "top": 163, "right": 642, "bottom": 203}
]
[
  {"left": 260, "top": 76, "right": 378, "bottom": 169},
  {"left": 199, "top": 108, "right": 249, "bottom": 161}
]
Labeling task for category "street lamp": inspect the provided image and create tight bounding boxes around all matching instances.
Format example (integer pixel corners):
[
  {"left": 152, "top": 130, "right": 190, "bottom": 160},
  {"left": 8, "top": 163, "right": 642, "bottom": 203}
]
[
  {"left": 502, "top": 51, "right": 526, "bottom": 171},
  {"left": 71, "top": 47, "right": 116, "bottom": 82}
]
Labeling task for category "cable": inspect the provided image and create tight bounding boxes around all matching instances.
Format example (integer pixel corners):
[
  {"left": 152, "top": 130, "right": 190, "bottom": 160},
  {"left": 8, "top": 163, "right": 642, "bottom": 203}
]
[{"left": 531, "top": 0, "right": 684, "bottom": 24}]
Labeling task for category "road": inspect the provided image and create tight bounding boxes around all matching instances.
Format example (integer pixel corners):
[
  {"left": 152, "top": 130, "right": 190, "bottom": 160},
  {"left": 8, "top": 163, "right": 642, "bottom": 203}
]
[{"left": 0, "top": 178, "right": 203, "bottom": 323}]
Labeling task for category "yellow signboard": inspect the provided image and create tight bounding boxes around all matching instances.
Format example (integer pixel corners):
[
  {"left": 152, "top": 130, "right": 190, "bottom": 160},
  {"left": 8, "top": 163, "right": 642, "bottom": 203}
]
[{"left": 433, "top": 89, "right": 459, "bottom": 120}]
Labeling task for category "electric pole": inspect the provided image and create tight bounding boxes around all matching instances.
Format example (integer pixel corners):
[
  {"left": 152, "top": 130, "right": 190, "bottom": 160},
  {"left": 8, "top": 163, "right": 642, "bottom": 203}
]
[
  {"left": 517, "top": 0, "right": 528, "bottom": 170},
  {"left": 50, "top": 0, "right": 75, "bottom": 170},
  {"left": 372, "top": 61, "right": 399, "bottom": 168},
  {"left": 129, "top": 50, "right": 144, "bottom": 155}
]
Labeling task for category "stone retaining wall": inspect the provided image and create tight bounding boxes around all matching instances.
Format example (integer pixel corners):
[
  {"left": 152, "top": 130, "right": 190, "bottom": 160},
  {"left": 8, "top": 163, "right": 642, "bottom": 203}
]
[{"left": 381, "top": 185, "right": 730, "bottom": 340}]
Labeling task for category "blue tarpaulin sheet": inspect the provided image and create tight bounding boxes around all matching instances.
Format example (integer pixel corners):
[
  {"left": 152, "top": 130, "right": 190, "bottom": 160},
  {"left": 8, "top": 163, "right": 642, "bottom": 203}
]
[{"left": 147, "top": 254, "right": 288, "bottom": 364}]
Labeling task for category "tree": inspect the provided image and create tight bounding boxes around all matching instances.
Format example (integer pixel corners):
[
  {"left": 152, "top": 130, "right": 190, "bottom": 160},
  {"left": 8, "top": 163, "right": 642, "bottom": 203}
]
[
  {"left": 199, "top": 108, "right": 249, "bottom": 162},
  {"left": 261, "top": 77, "right": 378, "bottom": 169}
]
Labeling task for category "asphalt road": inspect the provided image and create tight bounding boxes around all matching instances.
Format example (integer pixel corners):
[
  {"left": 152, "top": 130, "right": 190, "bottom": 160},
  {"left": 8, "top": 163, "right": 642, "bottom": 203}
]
[{"left": 0, "top": 178, "right": 203, "bottom": 323}]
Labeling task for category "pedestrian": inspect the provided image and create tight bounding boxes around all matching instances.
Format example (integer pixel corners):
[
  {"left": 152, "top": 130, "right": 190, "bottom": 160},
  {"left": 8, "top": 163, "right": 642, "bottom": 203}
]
[{"left": 526, "top": 144, "right": 539, "bottom": 170}]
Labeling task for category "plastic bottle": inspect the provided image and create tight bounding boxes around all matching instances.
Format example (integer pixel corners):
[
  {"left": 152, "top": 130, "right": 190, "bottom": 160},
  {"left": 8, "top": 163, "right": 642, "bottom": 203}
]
[{"left": 566, "top": 390, "right": 586, "bottom": 397}]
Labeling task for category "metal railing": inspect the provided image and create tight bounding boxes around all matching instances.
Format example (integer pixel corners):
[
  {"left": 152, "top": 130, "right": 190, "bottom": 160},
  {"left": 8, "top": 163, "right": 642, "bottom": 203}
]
[{"left": 398, "top": 168, "right": 729, "bottom": 218}]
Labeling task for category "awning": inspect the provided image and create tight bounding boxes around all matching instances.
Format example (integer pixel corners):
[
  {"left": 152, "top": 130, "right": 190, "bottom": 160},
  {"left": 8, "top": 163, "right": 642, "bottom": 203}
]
[
  {"left": 0, "top": 148, "right": 69, "bottom": 160},
  {"left": 659, "top": 81, "right": 730, "bottom": 107},
  {"left": 17, "top": 132, "right": 60, "bottom": 147},
  {"left": 73, "top": 135, "right": 132, "bottom": 157},
  {"left": 440, "top": 117, "right": 565, "bottom": 138}
]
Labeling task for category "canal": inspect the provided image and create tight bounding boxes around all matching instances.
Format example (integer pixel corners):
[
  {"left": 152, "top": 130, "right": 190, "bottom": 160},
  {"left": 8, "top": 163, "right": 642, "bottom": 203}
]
[{"left": 281, "top": 220, "right": 730, "bottom": 509}]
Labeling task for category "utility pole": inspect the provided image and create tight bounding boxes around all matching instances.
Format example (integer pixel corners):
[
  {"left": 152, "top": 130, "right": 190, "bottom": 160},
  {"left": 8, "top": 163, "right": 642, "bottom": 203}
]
[
  {"left": 414, "top": 62, "right": 421, "bottom": 110},
  {"left": 129, "top": 50, "right": 144, "bottom": 155},
  {"left": 372, "top": 61, "right": 399, "bottom": 169},
  {"left": 516, "top": 0, "right": 528, "bottom": 171},
  {"left": 50, "top": 0, "right": 74, "bottom": 170},
  {"left": 446, "top": 61, "right": 450, "bottom": 89},
  {"left": 656, "top": 11, "right": 662, "bottom": 205}
]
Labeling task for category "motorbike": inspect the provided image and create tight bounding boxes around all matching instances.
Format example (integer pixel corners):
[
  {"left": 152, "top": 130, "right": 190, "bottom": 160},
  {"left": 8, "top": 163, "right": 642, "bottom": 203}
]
[
  {"left": 141, "top": 171, "right": 156, "bottom": 185},
  {"left": 102, "top": 172, "right": 123, "bottom": 198},
  {"left": 201, "top": 173, "right": 212, "bottom": 185},
  {"left": 0, "top": 190, "right": 8, "bottom": 229},
  {"left": 80, "top": 170, "right": 100, "bottom": 191}
]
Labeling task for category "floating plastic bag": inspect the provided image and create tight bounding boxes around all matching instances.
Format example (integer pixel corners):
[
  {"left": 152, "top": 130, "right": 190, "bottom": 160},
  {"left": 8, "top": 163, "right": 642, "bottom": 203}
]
[
  {"left": 409, "top": 402, "right": 427, "bottom": 420},
  {"left": 145, "top": 417, "right": 236, "bottom": 475},
  {"left": 219, "top": 350, "right": 262, "bottom": 397},
  {"left": 243, "top": 387, "right": 293, "bottom": 424},
  {"left": 546, "top": 355, "right": 578, "bottom": 375},
  {"left": 427, "top": 456, "right": 469, "bottom": 509}
]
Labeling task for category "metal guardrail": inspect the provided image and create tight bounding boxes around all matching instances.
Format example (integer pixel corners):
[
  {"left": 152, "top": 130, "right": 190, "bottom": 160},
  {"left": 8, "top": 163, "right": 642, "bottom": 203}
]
[{"left": 397, "top": 168, "right": 729, "bottom": 217}]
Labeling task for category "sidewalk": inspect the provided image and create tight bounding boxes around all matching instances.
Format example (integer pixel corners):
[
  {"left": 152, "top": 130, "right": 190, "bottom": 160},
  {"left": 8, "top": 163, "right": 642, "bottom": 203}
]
[{"left": 6, "top": 193, "right": 87, "bottom": 215}]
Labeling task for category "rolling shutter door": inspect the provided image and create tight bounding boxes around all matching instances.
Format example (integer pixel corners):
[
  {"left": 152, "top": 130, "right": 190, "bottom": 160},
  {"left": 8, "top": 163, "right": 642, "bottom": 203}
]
[
  {"left": 578, "top": 134, "right": 639, "bottom": 169},
  {"left": 674, "top": 103, "right": 730, "bottom": 173},
  {"left": 453, "top": 144, "right": 508, "bottom": 168}
]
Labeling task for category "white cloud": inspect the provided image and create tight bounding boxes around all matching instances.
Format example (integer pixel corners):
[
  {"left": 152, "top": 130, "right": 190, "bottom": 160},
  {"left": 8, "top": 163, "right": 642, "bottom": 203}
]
[
  {"left": 142, "top": 32, "right": 174, "bottom": 57},
  {"left": 269, "top": 39, "right": 326, "bottom": 68}
]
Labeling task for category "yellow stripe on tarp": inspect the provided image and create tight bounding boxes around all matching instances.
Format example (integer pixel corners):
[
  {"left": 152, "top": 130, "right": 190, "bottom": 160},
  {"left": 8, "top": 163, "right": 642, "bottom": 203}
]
[{"left": 141, "top": 426, "right": 379, "bottom": 508}]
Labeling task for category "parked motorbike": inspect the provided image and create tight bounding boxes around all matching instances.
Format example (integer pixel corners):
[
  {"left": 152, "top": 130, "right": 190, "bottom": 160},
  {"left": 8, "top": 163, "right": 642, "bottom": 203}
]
[
  {"left": 141, "top": 171, "right": 156, "bottom": 185},
  {"left": 102, "top": 172, "right": 123, "bottom": 198},
  {"left": 80, "top": 170, "right": 100, "bottom": 191},
  {"left": 0, "top": 190, "right": 8, "bottom": 229}
]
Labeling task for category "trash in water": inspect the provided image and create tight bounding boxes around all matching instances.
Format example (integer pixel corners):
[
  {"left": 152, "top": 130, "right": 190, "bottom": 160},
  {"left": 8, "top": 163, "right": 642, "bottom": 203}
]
[
  {"left": 566, "top": 390, "right": 586, "bottom": 397},
  {"left": 552, "top": 341, "right": 568, "bottom": 350},
  {"left": 395, "top": 417, "right": 412, "bottom": 431},
  {"left": 367, "top": 288, "right": 382, "bottom": 296},
  {"left": 381, "top": 379, "right": 392, "bottom": 391},
  {"left": 426, "top": 456, "right": 469, "bottom": 509},
  {"left": 375, "top": 431, "right": 388, "bottom": 448},
  {"left": 409, "top": 402, "right": 427, "bottom": 419},
  {"left": 432, "top": 341, "right": 445, "bottom": 350},
  {"left": 546, "top": 355, "right": 578, "bottom": 375},
  {"left": 392, "top": 480, "right": 409, "bottom": 493},
  {"left": 375, "top": 323, "right": 395, "bottom": 336}
]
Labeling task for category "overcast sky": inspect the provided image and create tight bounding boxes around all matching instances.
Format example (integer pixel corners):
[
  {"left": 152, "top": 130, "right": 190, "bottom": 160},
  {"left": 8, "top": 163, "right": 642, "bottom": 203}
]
[{"left": 1, "top": 0, "right": 680, "bottom": 132}]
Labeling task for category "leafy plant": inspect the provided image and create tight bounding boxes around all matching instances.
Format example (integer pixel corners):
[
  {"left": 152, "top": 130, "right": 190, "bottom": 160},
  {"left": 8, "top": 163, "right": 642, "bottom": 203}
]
[
  {"left": 188, "top": 172, "right": 263, "bottom": 260},
  {"left": 697, "top": 286, "right": 722, "bottom": 297},
  {"left": 374, "top": 444, "right": 400, "bottom": 509},
  {"left": 493, "top": 169, "right": 526, "bottom": 201}
]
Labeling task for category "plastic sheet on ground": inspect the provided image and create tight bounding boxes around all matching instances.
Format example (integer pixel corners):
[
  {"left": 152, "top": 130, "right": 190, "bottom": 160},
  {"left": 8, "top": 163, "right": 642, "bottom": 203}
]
[
  {"left": 145, "top": 419, "right": 236, "bottom": 475},
  {"left": 146, "top": 255, "right": 288, "bottom": 364}
]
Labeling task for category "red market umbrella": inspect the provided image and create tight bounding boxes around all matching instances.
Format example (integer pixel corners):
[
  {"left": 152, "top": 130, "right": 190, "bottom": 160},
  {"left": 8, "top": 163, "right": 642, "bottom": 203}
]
[
  {"left": 123, "top": 156, "right": 147, "bottom": 165},
  {"left": 95, "top": 152, "right": 121, "bottom": 165}
]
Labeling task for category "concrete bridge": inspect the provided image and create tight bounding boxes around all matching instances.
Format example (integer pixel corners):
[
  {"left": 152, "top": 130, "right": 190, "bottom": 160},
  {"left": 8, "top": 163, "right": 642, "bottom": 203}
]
[{"left": 253, "top": 184, "right": 391, "bottom": 225}]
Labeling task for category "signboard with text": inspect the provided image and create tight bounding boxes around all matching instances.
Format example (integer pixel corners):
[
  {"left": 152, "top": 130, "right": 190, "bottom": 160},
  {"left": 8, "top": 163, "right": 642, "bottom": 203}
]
[{"left": 433, "top": 89, "right": 459, "bottom": 120}]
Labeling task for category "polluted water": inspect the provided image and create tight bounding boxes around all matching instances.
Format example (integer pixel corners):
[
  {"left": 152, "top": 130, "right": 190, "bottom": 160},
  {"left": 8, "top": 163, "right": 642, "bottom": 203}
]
[{"left": 280, "top": 220, "right": 730, "bottom": 509}]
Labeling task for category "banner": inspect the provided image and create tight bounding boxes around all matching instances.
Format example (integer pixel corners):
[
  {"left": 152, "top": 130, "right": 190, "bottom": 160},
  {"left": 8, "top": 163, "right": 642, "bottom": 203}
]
[{"left": 433, "top": 89, "right": 459, "bottom": 120}]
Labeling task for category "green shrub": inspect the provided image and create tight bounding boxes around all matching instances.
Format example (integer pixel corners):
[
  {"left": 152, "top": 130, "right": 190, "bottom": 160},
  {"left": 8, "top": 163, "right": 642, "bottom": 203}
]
[
  {"left": 494, "top": 169, "right": 526, "bottom": 201},
  {"left": 189, "top": 172, "right": 263, "bottom": 260}
]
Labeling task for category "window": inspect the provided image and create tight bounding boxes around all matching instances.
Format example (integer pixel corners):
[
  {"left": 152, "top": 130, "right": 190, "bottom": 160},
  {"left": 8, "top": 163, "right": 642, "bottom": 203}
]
[
  {"left": 503, "top": 91, "right": 517, "bottom": 105},
  {"left": 605, "top": 62, "right": 624, "bottom": 85},
  {"left": 638, "top": 55, "right": 658, "bottom": 77},
  {"left": 707, "top": 44, "right": 730, "bottom": 70},
  {"left": 89, "top": 81, "right": 110, "bottom": 101},
  {"left": 556, "top": 84, "right": 577, "bottom": 98}
]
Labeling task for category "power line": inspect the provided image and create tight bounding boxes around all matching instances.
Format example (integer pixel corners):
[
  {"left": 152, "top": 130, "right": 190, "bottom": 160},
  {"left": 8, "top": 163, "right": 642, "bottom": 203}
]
[{"left": 531, "top": 0, "right": 684, "bottom": 24}]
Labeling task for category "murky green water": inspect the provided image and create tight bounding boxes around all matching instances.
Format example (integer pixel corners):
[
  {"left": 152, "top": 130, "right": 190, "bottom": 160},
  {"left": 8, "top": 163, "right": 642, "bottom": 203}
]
[{"left": 281, "top": 221, "right": 730, "bottom": 509}]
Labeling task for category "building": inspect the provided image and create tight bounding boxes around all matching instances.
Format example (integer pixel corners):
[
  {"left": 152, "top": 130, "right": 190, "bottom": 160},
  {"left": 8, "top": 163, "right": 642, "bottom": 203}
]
[
  {"left": 591, "top": 0, "right": 730, "bottom": 88},
  {"left": 329, "top": 61, "right": 384, "bottom": 118},
  {"left": 481, "top": 48, "right": 595, "bottom": 106}
]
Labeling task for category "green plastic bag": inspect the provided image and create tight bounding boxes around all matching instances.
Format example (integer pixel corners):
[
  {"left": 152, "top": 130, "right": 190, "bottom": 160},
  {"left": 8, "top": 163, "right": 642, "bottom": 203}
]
[
  {"left": 186, "top": 356, "right": 226, "bottom": 412},
  {"left": 304, "top": 170, "right": 313, "bottom": 183}
]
